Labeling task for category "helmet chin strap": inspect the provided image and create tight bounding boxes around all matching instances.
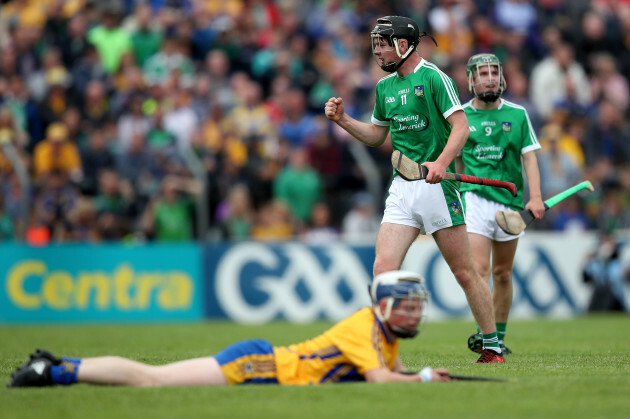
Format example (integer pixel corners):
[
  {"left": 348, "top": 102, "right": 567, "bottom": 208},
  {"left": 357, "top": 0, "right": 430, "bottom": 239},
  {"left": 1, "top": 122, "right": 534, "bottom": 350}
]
[
  {"left": 389, "top": 325, "right": 419, "bottom": 339},
  {"left": 380, "top": 40, "right": 415, "bottom": 73}
]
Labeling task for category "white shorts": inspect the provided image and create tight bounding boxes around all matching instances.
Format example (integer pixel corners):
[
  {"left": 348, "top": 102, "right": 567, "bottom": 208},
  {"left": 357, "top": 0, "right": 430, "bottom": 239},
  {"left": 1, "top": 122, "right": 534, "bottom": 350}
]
[
  {"left": 463, "top": 192, "right": 523, "bottom": 242},
  {"left": 382, "top": 176, "right": 465, "bottom": 235}
]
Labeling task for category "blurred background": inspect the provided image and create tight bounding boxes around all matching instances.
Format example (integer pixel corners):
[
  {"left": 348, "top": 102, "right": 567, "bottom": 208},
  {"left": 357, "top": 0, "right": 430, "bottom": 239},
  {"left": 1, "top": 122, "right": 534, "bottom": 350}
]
[{"left": 0, "top": 0, "right": 628, "bottom": 323}]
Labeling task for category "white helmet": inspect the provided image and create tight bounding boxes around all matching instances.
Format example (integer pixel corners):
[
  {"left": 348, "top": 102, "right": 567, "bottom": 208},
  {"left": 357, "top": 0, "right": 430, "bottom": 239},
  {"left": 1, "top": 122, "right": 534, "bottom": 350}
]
[{"left": 369, "top": 270, "right": 429, "bottom": 338}]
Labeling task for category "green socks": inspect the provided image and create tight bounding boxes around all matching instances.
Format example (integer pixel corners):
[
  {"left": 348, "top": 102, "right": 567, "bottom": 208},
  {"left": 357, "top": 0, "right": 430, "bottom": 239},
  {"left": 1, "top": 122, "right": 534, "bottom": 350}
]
[{"left": 496, "top": 322, "right": 507, "bottom": 345}]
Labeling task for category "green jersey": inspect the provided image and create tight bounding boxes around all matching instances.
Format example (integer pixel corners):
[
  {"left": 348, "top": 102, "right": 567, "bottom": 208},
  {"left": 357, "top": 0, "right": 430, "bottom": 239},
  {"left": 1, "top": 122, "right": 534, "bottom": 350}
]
[
  {"left": 372, "top": 59, "right": 463, "bottom": 173},
  {"left": 461, "top": 98, "right": 540, "bottom": 210}
]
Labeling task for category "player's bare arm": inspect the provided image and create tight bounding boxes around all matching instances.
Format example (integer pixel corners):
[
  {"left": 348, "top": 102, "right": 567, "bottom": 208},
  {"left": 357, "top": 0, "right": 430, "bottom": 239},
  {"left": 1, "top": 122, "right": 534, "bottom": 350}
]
[
  {"left": 324, "top": 97, "right": 389, "bottom": 147},
  {"left": 522, "top": 151, "right": 545, "bottom": 219},
  {"left": 422, "top": 110, "right": 470, "bottom": 184}
]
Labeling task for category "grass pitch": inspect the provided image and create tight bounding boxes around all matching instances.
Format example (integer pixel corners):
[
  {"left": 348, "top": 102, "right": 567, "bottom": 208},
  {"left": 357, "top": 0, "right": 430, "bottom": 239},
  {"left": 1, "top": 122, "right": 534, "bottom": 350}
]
[{"left": 1, "top": 315, "right": 629, "bottom": 418}]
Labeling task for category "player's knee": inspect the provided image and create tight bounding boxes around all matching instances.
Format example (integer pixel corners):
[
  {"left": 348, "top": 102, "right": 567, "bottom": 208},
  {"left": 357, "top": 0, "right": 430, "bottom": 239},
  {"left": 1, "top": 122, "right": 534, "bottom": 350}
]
[
  {"left": 476, "top": 263, "right": 491, "bottom": 279},
  {"left": 453, "top": 269, "right": 476, "bottom": 290},
  {"left": 492, "top": 271, "right": 512, "bottom": 286}
]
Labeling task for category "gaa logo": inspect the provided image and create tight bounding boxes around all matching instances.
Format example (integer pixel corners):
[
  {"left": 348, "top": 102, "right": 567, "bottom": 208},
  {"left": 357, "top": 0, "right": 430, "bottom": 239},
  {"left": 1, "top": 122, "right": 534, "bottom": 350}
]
[{"left": 214, "top": 243, "right": 372, "bottom": 323}]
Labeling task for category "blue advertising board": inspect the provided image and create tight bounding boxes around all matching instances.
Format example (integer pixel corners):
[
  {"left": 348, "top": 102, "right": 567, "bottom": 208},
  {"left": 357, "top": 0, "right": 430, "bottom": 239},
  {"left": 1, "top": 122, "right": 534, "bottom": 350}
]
[
  {"left": 204, "top": 242, "right": 375, "bottom": 323},
  {"left": 0, "top": 244, "right": 203, "bottom": 323}
]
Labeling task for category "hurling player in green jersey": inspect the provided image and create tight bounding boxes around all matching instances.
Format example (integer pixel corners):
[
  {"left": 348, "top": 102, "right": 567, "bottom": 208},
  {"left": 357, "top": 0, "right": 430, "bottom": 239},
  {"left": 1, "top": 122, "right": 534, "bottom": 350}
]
[
  {"left": 325, "top": 16, "right": 504, "bottom": 363},
  {"left": 457, "top": 53, "right": 545, "bottom": 355}
]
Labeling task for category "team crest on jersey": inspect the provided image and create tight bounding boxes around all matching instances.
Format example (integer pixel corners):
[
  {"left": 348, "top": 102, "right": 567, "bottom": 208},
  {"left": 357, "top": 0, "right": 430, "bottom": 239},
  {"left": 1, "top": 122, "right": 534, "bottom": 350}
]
[
  {"left": 243, "top": 362, "right": 254, "bottom": 374},
  {"left": 414, "top": 85, "right": 424, "bottom": 97},
  {"left": 502, "top": 122, "right": 512, "bottom": 132},
  {"left": 450, "top": 201, "right": 461, "bottom": 214}
]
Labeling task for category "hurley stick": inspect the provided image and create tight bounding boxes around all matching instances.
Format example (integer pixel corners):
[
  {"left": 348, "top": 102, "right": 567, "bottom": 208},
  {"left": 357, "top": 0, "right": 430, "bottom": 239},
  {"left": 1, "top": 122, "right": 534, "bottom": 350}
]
[
  {"left": 391, "top": 150, "right": 517, "bottom": 197},
  {"left": 496, "top": 181, "right": 595, "bottom": 235}
]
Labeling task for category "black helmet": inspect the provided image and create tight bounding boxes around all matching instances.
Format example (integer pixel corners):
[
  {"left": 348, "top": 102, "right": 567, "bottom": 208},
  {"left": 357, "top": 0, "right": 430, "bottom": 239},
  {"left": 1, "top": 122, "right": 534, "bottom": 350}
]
[
  {"left": 371, "top": 16, "right": 421, "bottom": 48},
  {"left": 370, "top": 16, "right": 436, "bottom": 73}
]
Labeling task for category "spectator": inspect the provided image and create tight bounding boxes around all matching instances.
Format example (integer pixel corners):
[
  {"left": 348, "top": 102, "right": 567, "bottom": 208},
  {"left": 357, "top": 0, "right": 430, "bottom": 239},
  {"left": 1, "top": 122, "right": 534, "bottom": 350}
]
[
  {"left": 575, "top": 9, "right": 625, "bottom": 69},
  {"left": 306, "top": 118, "right": 343, "bottom": 193},
  {"left": 427, "top": 0, "right": 474, "bottom": 62},
  {"left": 251, "top": 199, "right": 294, "bottom": 241},
  {"left": 164, "top": 90, "right": 199, "bottom": 152},
  {"left": 595, "top": 176, "right": 630, "bottom": 232},
  {"left": 536, "top": 123, "right": 582, "bottom": 198},
  {"left": 201, "top": 49, "right": 234, "bottom": 111},
  {"left": 341, "top": 191, "right": 380, "bottom": 243},
  {"left": 549, "top": 196, "right": 592, "bottom": 233},
  {"left": 146, "top": 105, "right": 177, "bottom": 150},
  {"left": 0, "top": 107, "right": 28, "bottom": 154},
  {"left": 588, "top": 52, "right": 629, "bottom": 112},
  {"left": 27, "top": 47, "right": 68, "bottom": 103},
  {"left": 301, "top": 201, "right": 339, "bottom": 244},
  {"left": 71, "top": 197, "right": 102, "bottom": 242},
  {"left": 277, "top": 87, "right": 318, "bottom": 148},
  {"left": 128, "top": 3, "right": 164, "bottom": 68},
  {"left": 70, "top": 44, "right": 109, "bottom": 105},
  {"left": 81, "top": 79, "right": 110, "bottom": 130},
  {"left": 583, "top": 100, "right": 630, "bottom": 166},
  {"left": 116, "top": 132, "right": 159, "bottom": 201},
  {"left": 33, "top": 170, "right": 79, "bottom": 243},
  {"left": 87, "top": 3, "right": 132, "bottom": 74},
  {"left": 529, "top": 42, "right": 592, "bottom": 119},
  {"left": 143, "top": 34, "right": 195, "bottom": 90},
  {"left": 93, "top": 168, "right": 135, "bottom": 240},
  {"left": 4, "top": 74, "right": 43, "bottom": 150},
  {"left": 216, "top": 183, "right": 254, "bottom": 241},
  {"left": 117, "top": 94, "right": 151, "bottom": 152},
  {"left": 37, "top": 66, "right": 73, "bottom": 129},
  {"left": 141, "top": 175, "right": 198, "bottom": 242},
  {"left": 79, "top": 129, "right": 116, "bottom": 196},
  {"left": 582, "top": 230, "right": 629, "bottom": 312},
  {"left": 32, "top": 122, "right": 83, "bottom": 184},
  {"left": 0, "top": 192, "right": 15, "bottom": 241},
  {"left": 273, "top": 145, "right": 323, "bottom": 226},
  {"left": 222, "top": 80, "right": 277, "bottom": 155},
  {"left": 59, "top": 12, "right": 91, "bottom": 69}
]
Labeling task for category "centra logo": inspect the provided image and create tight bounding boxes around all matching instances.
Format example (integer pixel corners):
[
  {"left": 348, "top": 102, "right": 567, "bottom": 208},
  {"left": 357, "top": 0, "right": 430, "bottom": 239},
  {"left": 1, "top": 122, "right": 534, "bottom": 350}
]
[{"left": 6, "top": 261, "right": 193, "bottom": 311}]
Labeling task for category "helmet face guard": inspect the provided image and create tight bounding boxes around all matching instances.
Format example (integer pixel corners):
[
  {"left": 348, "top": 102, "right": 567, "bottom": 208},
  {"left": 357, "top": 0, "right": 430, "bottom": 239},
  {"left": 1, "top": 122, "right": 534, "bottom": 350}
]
[
  {"left": 369, "top": 270, "right": 430, "bottom": 339},
  {"left": 466, "top": 53, "right": 506, "bottom": 102}
]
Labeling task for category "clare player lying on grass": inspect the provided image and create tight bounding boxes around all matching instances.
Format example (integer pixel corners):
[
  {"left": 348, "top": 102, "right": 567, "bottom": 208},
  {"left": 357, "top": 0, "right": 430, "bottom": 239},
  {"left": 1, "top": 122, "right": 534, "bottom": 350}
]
[{"left": 8, "top": 271, "right": 454, "bottom": 387}]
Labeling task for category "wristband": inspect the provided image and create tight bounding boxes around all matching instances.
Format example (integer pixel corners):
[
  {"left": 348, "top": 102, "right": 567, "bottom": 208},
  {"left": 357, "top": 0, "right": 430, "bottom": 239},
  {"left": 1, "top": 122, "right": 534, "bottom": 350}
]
[{"left": 419, "top": 367, "right": 433, "bottom": 382}]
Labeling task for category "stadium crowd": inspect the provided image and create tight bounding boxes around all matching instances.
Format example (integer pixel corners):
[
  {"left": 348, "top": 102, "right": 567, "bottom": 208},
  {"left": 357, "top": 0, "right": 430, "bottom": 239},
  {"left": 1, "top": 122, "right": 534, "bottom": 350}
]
[{"left": 0, "top": 0, "right": 629, "bottom": 245}]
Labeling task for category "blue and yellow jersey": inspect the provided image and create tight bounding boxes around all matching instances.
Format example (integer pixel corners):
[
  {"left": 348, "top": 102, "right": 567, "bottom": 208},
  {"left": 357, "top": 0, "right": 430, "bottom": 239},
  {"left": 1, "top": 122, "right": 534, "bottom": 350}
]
[
  {"left": 215, "top": 308, "right": 399, "bottom": 385},
  {"left": 274, "top": 307, "right": 399, "bottom": 385}
]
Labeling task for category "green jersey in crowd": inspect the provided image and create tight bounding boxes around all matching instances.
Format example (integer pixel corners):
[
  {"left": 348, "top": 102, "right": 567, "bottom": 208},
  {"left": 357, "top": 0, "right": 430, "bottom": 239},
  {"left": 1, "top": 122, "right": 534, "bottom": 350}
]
[
  {"left": 461, "top": 98, "right": 540, "bottom": 210},
  {"left": 371, "top": 59, "right": 463, "bottom": 174}
]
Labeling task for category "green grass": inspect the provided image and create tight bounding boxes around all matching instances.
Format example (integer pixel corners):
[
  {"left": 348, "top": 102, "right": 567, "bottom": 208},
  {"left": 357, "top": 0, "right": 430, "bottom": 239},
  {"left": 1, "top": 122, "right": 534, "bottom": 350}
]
[{"left": 1, "top": 315, "right": 629, "bottom": 418}]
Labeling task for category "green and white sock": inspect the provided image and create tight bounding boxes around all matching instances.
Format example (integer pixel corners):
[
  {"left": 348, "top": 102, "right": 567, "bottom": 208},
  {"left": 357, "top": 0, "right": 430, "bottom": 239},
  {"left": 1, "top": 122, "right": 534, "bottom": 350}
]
[
  {"left": 496, "top": 322, "right": 507, "bottom": 345},
  {"left": 483, "top": 332, "right": 501, "bottom": 354}
]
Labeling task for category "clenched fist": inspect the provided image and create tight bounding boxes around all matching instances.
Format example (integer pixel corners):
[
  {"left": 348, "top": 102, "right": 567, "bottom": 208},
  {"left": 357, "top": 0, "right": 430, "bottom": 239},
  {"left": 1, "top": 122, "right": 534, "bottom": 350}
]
[{"left": 324, "top": 97, "right": 344, "bottom": 122}]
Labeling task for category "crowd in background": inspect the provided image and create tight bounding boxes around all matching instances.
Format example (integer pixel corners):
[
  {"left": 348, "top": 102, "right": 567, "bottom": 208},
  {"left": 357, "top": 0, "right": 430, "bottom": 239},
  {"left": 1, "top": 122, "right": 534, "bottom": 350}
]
[{"left": 1, "top": 0, "right": 630, "bottom": 245}]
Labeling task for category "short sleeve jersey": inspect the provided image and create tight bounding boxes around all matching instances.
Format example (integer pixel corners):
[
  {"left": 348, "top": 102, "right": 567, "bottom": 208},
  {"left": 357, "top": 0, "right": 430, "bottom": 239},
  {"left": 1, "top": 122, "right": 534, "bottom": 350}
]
[
  {"left": 461, "top": 98, "right": 541, "bottom": 210},
  {"left": 372, "top": 59, "right": 463, "bottom": 173},
  {"left": 273, "top": 307, "right": 399, "bottom": 385}
]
